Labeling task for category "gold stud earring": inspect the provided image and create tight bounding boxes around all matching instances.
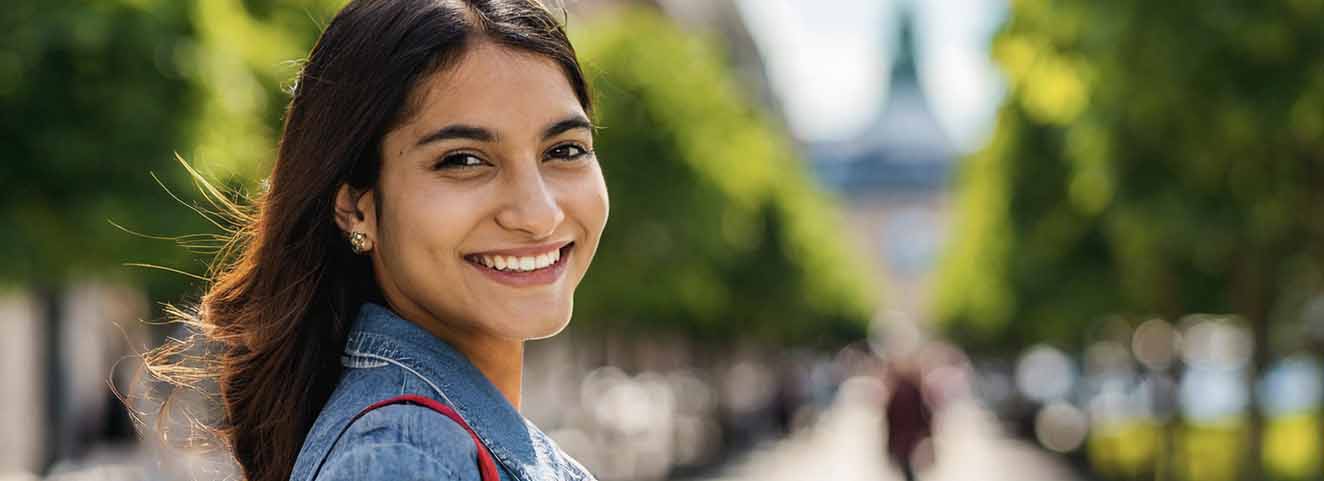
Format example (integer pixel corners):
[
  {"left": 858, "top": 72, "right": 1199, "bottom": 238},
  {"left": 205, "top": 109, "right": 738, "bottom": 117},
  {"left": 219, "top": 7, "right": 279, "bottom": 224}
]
[{"left": 348, "top": 231, "right": 373, "bottom": 254}]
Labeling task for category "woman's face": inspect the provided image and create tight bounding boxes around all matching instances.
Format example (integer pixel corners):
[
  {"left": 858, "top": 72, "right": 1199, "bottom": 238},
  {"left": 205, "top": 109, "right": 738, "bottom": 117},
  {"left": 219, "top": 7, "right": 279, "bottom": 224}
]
[{"left": 340, "top": 41, "right": 608, "bottom": 343}]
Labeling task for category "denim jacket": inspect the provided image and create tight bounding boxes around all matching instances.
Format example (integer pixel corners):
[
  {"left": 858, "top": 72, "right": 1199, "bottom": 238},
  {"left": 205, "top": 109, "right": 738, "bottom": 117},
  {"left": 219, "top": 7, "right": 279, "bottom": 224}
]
[{"left": 288, "top": 302, "right": 596, "bottom": 481}]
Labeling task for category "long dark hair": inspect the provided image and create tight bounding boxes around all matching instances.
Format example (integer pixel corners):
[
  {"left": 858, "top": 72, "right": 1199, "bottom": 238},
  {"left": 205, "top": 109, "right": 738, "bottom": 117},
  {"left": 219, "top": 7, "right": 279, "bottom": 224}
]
[{"left": 140, "top": 2, "right": 591, "bottom": 481}]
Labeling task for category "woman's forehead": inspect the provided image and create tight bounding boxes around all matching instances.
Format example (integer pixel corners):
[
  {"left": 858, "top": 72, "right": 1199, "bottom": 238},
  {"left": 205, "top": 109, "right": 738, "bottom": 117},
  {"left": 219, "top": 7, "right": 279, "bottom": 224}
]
[{"left": 402, "top": 42, "right": 585, "bottom": 135}]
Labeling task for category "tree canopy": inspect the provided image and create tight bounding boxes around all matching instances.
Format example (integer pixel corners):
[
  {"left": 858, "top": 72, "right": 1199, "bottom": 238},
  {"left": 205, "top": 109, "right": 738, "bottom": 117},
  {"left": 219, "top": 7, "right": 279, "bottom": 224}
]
[
  {"left": 571, "top": 9, "right": 879, "bottom": 344},
  {"left": 1, "top": 0, "right": 338, "bottom": 299},
  {"left": 936, "top": 0, "right": 1324, "bottom": 353}
]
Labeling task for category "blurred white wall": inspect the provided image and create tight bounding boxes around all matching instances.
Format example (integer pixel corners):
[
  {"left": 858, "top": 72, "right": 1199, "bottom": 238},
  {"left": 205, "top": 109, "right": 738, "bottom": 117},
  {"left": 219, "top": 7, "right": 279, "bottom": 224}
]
[{"left": 0, "top": 292, "right": 44, "bottom": 475}]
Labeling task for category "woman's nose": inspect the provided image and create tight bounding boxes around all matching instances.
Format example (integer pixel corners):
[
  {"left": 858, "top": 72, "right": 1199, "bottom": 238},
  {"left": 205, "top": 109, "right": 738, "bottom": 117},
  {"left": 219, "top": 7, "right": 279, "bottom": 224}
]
[{"left": 495, "top": 170, "right": 564, "bottom": 238}]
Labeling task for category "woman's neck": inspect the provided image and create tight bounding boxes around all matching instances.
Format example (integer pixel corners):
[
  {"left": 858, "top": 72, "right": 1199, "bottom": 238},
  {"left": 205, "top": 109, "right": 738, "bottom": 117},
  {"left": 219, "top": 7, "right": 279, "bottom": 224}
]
[
  {"left": 450, "top": 334, "right": 525, "bottom": 410},
  {"left": 383, "top": 300, "right": 525, "bottom": 410}
]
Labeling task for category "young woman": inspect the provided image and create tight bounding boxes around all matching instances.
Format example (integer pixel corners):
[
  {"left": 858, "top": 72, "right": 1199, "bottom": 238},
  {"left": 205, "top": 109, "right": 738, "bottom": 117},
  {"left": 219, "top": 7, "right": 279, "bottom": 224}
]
[{"left": 144, "top": 1, "right": 607, "bottom": 480}]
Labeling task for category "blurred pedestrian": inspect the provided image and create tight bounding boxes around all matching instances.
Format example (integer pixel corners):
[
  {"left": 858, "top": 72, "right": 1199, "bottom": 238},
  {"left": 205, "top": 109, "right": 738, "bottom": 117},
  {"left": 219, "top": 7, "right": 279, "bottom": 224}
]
[{"left": 884, "top": 358, "right": 932, "bottom": 481}]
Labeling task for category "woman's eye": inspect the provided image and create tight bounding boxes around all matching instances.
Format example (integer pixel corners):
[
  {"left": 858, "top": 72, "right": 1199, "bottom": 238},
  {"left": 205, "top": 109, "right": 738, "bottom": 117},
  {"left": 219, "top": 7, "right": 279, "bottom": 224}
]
[
  {"left": 546, "top": 143, "right": 589, "bottom": 161},
  {"left": 434, "top": 152, "right": 487, "bottom": 170}
]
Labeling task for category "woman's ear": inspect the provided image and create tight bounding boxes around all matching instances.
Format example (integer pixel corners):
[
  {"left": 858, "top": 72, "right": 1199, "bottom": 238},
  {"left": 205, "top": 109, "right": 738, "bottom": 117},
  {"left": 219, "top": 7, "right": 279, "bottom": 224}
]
[{"left": 334, "top": 183, "right": 377, "bottom": 239}]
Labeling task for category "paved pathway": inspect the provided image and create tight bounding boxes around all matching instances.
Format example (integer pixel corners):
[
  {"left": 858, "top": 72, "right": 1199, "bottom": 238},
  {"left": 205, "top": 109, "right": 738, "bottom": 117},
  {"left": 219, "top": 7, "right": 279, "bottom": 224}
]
[{"left": 691, "top": 377, "right": 1081, "bottom": 481}]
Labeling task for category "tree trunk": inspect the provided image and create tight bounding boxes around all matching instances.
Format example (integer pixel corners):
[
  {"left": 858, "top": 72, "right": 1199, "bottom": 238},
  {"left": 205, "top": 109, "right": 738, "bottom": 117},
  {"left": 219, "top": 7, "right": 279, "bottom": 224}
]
[
  {"left": 1245, "top": 316, "right": 1269, "bottom": 481},
  {"left": 36, "top": 284, "right": 64, "bottom": 476},
  {"left": 1236, "top": 254, "right": 1271, "bottom": 481}
]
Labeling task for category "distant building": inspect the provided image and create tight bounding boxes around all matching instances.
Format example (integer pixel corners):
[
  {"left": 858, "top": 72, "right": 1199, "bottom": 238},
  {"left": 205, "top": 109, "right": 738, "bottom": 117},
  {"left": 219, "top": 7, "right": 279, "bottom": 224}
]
[
  {"left": 804, "top": 3, "right": 955, "bottom": 321},
  {"left": 809, "top": 9, "right": 954, "bottom": 192},
  {"left": 574, "top": 0, "right": 960, "bottom": 321}
]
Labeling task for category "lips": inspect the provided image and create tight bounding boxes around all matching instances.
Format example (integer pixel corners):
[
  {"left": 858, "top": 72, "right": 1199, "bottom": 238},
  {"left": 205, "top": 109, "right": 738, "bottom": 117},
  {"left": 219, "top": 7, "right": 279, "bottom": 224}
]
[{"left": 463, "top": 242, "right": 574, "bottom": 287}]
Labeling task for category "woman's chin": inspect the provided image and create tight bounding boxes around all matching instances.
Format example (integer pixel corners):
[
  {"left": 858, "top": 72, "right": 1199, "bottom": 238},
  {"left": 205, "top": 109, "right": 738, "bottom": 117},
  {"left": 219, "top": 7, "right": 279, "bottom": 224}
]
[
  {"left": 487, "top": 308, "right": 572, "bottom": 341},
  {"left": 524, "top": 320, "right": 571, "bottom": 341}
]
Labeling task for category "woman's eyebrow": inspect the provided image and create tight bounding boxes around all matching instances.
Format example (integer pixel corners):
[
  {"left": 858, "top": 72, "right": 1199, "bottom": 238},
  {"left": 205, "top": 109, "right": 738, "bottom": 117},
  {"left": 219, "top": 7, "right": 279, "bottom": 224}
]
[
  {"left": 542, "top": 115, "right": 594, "bottom": 140},
  {"left": 416, "top": 124, "right": 497, "bottom": 148},
  {"left": 414, "top": 115, "right": 593, "bottom": 149}
]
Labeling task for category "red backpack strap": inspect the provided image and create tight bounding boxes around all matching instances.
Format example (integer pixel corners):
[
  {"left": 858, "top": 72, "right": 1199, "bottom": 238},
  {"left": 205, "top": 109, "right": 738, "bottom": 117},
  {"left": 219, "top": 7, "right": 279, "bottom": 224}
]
[{"left": 308, "top": 394, "right": 501, "bottom": 481}]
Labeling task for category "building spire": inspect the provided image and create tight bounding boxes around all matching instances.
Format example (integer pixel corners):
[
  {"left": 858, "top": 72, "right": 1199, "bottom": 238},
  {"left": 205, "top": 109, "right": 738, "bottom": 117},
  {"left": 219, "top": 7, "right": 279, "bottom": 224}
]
[{"left": 891, "top": 2, "right": 920, "bottom": 89}]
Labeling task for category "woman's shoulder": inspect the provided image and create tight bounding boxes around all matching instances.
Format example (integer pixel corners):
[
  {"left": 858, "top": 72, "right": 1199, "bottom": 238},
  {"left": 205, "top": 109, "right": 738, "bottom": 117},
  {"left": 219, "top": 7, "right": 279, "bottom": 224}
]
[
  {"left": 296, "top": 363, "right": 487, "bottom": 481},
  {"left": 315, "top": 402, "right": 483, "bottom": 481}
]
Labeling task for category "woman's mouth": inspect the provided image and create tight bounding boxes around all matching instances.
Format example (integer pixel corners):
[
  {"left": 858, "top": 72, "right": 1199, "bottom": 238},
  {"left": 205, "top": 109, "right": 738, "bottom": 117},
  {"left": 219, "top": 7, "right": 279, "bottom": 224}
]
[{"left": 463, "top": 242, "right": 574, "bottom": 287}]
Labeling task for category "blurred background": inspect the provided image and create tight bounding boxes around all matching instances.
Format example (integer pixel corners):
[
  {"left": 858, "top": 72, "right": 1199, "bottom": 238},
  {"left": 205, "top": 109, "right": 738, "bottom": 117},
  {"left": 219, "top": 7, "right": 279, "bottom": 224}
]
[{"left": 2, "top": 0, "right": 1322, "bottom": 480}]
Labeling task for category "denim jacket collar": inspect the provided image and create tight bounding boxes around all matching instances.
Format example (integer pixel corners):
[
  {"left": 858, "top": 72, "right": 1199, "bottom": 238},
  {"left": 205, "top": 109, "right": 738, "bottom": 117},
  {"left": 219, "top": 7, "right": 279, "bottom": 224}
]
[{"left": 341, "top": 302, "right": 592, "bottom": 481}]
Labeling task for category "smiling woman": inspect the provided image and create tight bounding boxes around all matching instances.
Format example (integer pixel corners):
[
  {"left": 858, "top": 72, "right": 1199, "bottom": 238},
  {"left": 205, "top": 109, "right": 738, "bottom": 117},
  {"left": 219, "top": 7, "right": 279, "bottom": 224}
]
[
  {"left": 336, "top": 38, "right": 608, "bottom": 407},
  {"left": 139, "top": 2, "right": 606, "bottom": 481}
]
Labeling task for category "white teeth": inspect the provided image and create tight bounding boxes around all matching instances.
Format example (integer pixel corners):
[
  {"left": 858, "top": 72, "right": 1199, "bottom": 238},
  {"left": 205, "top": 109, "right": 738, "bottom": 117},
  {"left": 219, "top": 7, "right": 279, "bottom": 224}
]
[{"left": 475, "top": 248, "right": 564, "bottom": 272}]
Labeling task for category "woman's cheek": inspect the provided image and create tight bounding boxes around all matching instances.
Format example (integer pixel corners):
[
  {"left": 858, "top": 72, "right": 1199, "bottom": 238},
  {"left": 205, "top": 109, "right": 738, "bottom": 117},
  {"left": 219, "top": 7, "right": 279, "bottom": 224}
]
[
  {"left": 589, "top": 167, "right": 609, "bottom": 230},
  {"left": 405, "top": 189, "right": 467, "bottom": 256}
]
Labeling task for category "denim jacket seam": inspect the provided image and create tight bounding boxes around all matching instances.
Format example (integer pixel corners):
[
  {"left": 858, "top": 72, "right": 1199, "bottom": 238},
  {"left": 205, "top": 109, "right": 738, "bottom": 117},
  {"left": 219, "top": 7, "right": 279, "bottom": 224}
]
[
  {"left": 344, "top": 333, "right": 401, "bottom": 358},
  {"left": 345, "top": 351, "right": 455, "bottom": 405},
  {"left": 340, "top": 353, "right": 389, "bottom": 369}
]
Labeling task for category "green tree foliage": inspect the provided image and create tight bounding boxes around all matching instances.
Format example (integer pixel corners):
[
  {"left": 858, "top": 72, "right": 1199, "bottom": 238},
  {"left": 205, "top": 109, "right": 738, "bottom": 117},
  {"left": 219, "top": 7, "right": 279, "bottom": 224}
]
[
  {"left": 937, "top": 0, "right": 1324, "bottom": 353},
  {"left": 179, "top": 0, "right": 341, "bottom": 179},
  {"left": 935, "top": 1, "right": 1324, "bottom": 478},
  {"left": 1, "top": 1, "right": 198, "bottom": 288},
  {"left": 571, "top": 9, "right": 878, "bottom": 344},
  {"left": 0, "top": 0, "right": 337, "bottom": 298}
]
